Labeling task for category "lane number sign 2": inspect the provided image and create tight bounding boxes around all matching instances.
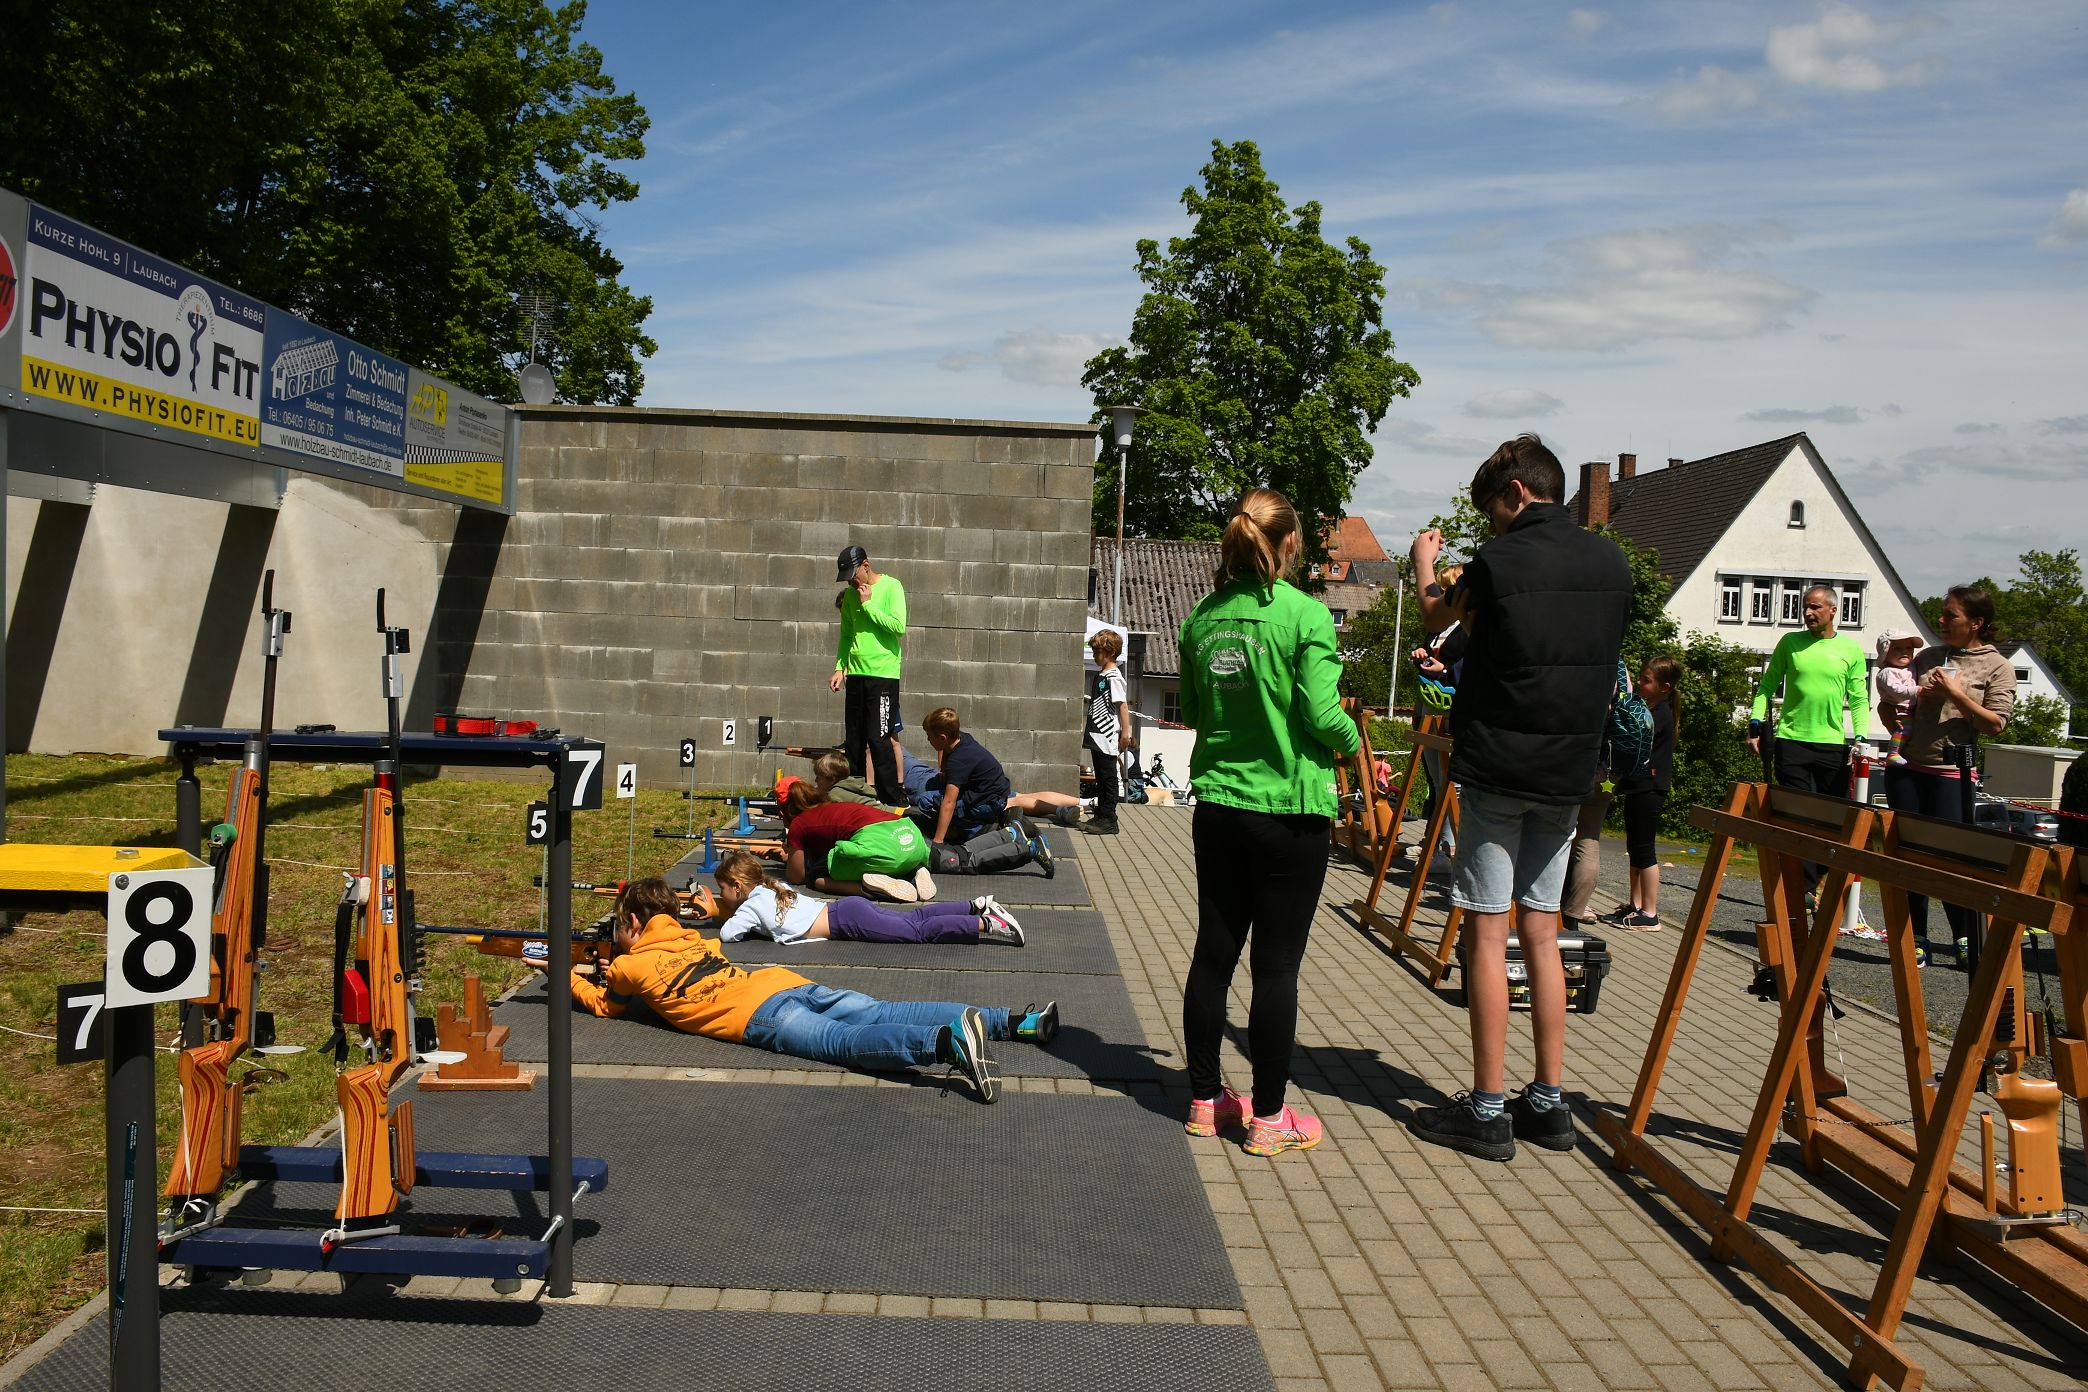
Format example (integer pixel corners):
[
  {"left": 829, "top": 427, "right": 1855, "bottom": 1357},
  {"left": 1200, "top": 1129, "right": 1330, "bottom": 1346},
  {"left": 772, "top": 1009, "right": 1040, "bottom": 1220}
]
[
  {"left": 563, "top": 742, "right": 606, "bottom": 811},
  {"left": 104, "top": 865, "right": 214, "bottom": 1008},
  {"left": 721, "top": 720, "right": 737, "bottom": 747}
]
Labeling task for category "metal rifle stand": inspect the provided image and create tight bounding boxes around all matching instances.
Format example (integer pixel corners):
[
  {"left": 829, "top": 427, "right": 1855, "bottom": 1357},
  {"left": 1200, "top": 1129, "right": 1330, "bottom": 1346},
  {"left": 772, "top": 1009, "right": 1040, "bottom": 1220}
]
[
  {"left": 546, "top": 765, "right": 576, "bottom": 1297},
  {"left": 107, "top": 999, "right": 158, "bottom": 1391}
]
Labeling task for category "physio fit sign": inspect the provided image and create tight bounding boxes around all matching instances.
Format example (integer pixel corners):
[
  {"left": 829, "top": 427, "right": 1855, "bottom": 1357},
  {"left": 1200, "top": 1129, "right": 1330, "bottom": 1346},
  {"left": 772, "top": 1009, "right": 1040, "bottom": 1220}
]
[
  {"left": 0, "top": 188, "right": 514, "bottom": 513},
  {"left": 19, "top": 205, "right": 263, "bottom": 447}
]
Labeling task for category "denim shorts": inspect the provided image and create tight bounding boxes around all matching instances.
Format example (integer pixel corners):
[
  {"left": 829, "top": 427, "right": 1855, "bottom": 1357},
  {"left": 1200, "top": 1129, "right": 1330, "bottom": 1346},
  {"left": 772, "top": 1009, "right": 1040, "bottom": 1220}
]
[{"left": 1451, "top": 786, "right": 1577, "bottom": 914}]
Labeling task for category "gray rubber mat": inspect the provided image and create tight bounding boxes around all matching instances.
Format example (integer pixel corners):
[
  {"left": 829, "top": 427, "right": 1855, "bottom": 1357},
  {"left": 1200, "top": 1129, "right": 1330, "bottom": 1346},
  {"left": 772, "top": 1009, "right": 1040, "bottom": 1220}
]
[
  {"left": 715, "top": 908, "right": 1122, "bottom": 975},
  {"left": 497, "top": 965, "right": 1162, "bottom": 1082},
  {"left": 13, "top": 1299, "right": 1268, "bottom": 1392},
  {"left": 195, "top": 1080, "right": 1239, "bottom": 1308}
]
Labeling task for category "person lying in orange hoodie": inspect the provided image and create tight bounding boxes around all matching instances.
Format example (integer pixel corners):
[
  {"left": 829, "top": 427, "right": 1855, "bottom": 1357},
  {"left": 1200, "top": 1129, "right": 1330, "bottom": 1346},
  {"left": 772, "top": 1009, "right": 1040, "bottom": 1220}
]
[{"left": 568, "top": 877, "right": 1058, "bottom": 1103}]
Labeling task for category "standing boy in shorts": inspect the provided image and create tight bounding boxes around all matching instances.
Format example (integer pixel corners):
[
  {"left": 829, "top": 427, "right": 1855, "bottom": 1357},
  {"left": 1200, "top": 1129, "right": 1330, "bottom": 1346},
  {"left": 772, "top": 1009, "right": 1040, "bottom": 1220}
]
[{"left": 1407, "top": 435, "right": 1630, "bottom": 1161}]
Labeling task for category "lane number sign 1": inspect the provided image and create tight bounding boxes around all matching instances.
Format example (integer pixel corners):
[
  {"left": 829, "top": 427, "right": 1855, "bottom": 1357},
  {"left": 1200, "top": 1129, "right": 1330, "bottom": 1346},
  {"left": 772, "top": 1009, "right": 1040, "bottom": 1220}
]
[
  {"left": 525, "top": 801, "right": 551, "bottom": 845},
  {"left": 679, "top": 738, "right": 696, "bottom": 768},
  {"left": 563, "top": 741, "right": 606, "bottom": 811},
  {"left": 104, "top": 865, "right": 214, "bottom": 1008},
  {"left": 616, "top": 763, "right": 637, "bottom": 799}
]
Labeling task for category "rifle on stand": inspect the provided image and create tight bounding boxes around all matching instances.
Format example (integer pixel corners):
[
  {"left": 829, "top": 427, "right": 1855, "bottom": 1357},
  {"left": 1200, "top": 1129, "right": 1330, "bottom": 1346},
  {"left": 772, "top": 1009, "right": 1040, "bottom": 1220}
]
[
  {"left": 325, "top": 589, "right": 435, "bottom": 1248},
  {"left": 163, "top": 573, "right": 291, "bottom": 1239}
]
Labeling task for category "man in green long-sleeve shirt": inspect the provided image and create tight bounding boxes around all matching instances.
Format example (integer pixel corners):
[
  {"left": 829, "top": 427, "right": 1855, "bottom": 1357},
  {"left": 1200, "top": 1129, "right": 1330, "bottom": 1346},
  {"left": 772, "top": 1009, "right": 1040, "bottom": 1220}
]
[
  {"left": 829, "top": 544, "right": 907, "bottom": 803},
  {"left": 1748, "top": 584, "right": 1868, "bottom": 894}
]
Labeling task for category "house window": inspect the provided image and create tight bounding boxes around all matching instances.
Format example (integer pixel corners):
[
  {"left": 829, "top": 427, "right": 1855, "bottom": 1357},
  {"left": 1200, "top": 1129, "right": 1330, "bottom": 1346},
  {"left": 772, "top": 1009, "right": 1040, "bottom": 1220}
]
[
  {"left": 1839, "top": 583, "right": 1864, "bottom": 629},
  {"left": 1750, "top": 578, "right": 1774, "bottom": 623},
  {"left": 1329, "top": 608, "right": 1347, "bottom": 629},
  {"left": 1720, "top": 578, "right": 1742, "bottom": 622},
  {"left": 1789, "top": 501, "right": 1806, "bottom": 528},
  {"left": 1161, "top": 688, "right": 1181, "bottom": 724},
  {"left": 1779, "top": 580, "right": 1805, "bottom": 625},
  {"left": 2016, "top": 667, "right": 2031, "bottom": 685}
]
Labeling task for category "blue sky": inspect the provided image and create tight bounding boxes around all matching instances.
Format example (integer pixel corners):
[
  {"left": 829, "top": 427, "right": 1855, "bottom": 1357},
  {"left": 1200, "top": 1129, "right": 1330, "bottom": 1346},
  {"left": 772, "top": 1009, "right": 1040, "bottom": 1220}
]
[{"left": 577, "top": 1, "right": 2088, "bottom": 600}]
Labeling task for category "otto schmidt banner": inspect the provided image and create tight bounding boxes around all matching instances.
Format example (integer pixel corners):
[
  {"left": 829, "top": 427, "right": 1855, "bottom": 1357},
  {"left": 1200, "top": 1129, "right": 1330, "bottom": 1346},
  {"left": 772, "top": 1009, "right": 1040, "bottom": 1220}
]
[{"left": 0, "top": 188, "right": 513, "bottom": 512}]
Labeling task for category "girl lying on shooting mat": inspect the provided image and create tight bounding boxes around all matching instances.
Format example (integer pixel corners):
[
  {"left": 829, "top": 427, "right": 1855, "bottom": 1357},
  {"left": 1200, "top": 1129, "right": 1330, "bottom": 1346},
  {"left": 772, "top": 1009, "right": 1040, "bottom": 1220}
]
[
  {"left": 567, "top": 877, "right": 1058, "bottom": 1103},
  {"left": 709, "top": 849, "right": 1026, "bottom": 947}
]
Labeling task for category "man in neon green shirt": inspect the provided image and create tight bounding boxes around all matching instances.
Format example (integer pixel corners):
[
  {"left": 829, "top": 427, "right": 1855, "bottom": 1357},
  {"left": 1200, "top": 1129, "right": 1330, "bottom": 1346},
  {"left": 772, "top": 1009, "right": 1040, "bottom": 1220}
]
[
  {"left": 829, "top": 544, "right": 907, "bottom": 803},
  {"left": 1748, "top": 584, "right": 1869, "bottom": 895}
]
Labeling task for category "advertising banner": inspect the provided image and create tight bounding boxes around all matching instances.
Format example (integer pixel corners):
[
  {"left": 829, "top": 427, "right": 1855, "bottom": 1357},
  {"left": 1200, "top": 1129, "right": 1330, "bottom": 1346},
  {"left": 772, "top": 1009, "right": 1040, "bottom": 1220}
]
[
  {"left": 0, "top": 187, "right": 513, "bottom": 513},
  {"left": 261, "top": 312, "right": 409, "bottom": 477},
  {"left": 403, "top": 368, "right": 511, "bottom": 505},
  {"left": 17, "top": 204, "right": 265, "bottom": 448}
]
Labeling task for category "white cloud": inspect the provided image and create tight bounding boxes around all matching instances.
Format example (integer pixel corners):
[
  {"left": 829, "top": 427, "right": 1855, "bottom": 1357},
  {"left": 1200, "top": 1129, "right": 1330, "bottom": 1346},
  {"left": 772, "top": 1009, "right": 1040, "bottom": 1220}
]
[
  {"left": 1373, "top": 416, "right": 1499, "bottom": 460},
  {"left": 1464, "top": 389, "right": 1563, "bottom": 419},
  {"left": 1764, "top": 3, "right": 1940, "bottom": 94},
  {"left": 1653, "top": 66, "right": 1763, "bottom": 120},
  {"left": 1745, "top": 405, "right": 1861, "bottom": 424},
  {"left": 2038, "top": 415, "right": 2088, "bottom": 434},
  {"left": 2038, "top": 188, "right": 2088, "bottom": 248},
  {"left": 1954, "top": 421, "right": 2004, "bottom": 434},
  {"left": 938, "top": 327, "right": 1120, "bottom": 388},
  {"left": 1567, "top": 9, "right": 1610, "bottom": 38},
  {"left": 1398, "top": 223, "right": 1814, "bottom": 351}
]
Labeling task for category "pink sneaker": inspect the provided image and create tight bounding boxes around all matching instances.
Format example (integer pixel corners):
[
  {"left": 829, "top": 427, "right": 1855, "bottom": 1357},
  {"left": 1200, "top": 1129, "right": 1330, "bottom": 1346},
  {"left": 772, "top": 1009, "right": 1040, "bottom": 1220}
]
[
  {"left": 1184, "top": 1087, "right": 1250, "bottom": 1137},
  {"left": 1244, "top": 1104, "right": 1324, "bottom": 1157}
]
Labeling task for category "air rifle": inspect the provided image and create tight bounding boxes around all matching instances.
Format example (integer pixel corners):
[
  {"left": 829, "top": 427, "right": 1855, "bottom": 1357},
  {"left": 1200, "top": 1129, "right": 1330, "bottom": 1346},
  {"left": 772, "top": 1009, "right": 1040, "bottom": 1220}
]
[
  {"left": 164, "top": 572, "right": 290, "bottom": 1233},
  {"left": 436, "top": 887, "right": 723, "bottom": 969},
  {"left": 326, "top": 589, "right": 433, "bottom": 1246}
]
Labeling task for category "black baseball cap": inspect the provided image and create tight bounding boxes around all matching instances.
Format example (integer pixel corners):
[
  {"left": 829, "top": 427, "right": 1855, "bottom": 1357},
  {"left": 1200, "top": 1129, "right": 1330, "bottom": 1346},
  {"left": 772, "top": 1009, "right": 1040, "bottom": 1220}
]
[{"left": 835, "top": 544, "right": 868, "bottom": 582}]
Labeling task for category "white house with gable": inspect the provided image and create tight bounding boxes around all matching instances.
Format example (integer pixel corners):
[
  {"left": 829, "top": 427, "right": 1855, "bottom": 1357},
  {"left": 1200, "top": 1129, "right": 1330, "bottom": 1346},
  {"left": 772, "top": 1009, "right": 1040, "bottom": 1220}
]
[{"left": 1569, "top": 433, "right": 1931, "bottom": 740}]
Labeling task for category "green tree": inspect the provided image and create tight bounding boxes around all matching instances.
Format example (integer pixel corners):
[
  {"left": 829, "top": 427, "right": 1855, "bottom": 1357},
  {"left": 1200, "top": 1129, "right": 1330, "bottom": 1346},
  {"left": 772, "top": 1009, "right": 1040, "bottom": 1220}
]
[
  {"left": 1663, "top": 631, "right": 1768, "bottom": 836},
  {"left": 1338, "top": 561, "right": 1418, "bottom": 709},
  {"left": 1603, "top": 528, "right": 1682, "bottom": 671},
  {"left": 1083, "top": 140, "right": 1420, "bottom": 566},
  {"left": 2006, "top": 694, "right": 2070, "bottom": 749},
  {"left": 2, "top": 0, "right": 654, "bottom": 403}
]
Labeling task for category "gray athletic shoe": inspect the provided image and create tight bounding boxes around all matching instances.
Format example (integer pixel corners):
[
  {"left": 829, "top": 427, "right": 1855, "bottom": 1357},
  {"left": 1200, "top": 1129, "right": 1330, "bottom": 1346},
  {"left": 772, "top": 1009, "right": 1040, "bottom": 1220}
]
[
  {"left": 1051, "top": 804, "right": 1082, "bottom": 827},
  {"left": 860, "top": 872, "right": 917, "bottom": 903},
  {"left": 1029, "top": 827, "right": 1056, "bottom": 880},
  {"left": 941, "top": 1006, "right": 997, "bottom": 1103}
]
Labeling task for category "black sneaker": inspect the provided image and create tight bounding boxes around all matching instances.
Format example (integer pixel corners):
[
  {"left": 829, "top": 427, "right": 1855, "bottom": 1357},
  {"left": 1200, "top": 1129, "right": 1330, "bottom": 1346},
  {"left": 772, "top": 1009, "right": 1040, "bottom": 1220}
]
[
  {"left": 1409, "top": 1093, "right": 1514, "bottom": 1162},
  {"left": 1506, "top": 1090, "right": 1576, "bottom": 1152},
  {"left": 1082, "top": 814, "right": 1120, "bottom": 836}
]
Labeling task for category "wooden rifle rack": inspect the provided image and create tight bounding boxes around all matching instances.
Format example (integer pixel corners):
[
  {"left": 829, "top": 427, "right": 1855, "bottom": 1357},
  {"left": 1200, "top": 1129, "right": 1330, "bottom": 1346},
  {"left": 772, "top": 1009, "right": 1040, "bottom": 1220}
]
[
  {"left": 1591, "top": 782, "right": 2086, "bottom": 1390},
  {"left": 419, "top": 972, "right": 535, "bottom": 1092},
  {"left": 1330, "top": 700, "right": 1395, "bottom": 867},
  {"left": 1353, "top": 718, "right": 1472, "bottom": 984}
]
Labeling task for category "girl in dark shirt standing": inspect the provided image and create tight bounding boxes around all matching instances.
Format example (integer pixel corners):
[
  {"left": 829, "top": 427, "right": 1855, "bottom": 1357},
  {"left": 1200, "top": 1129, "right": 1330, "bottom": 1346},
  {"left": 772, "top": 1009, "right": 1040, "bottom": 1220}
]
[{"left": 1607, "top": 656, "right": 1680, "bottom": 930}]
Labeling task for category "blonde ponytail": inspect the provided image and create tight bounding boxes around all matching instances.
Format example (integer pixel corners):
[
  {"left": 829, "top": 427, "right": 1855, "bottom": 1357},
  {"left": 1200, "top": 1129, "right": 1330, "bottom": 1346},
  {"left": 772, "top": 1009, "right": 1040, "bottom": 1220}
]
[{"left": 1214, "top": 487, "right": 1301, "bottom": 589}]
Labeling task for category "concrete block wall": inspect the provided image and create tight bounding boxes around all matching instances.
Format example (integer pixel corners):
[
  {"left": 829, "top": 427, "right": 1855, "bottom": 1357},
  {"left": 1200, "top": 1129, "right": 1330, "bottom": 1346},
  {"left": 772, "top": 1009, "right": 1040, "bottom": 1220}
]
[{"left": 459, "top": 406, "right": 1097, "bottom": 794}]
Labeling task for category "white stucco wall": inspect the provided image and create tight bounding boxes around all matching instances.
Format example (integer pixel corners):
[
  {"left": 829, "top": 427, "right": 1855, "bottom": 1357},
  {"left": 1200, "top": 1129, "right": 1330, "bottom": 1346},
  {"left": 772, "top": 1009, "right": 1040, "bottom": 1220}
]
[{"left": 1664, "top": 443, "right": 1928, "bottom": 739}]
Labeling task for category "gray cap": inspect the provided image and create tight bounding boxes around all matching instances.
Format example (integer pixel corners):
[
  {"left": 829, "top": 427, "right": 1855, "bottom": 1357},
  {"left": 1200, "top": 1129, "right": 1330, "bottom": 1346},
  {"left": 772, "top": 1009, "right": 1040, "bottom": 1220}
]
[{"left": 835, "top": 544, "right": 868, "bottom": 582}]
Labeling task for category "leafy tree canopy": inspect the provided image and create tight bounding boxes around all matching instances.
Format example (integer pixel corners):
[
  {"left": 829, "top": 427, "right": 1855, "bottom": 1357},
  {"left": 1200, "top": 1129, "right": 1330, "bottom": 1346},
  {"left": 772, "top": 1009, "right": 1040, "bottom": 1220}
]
[
  {"left": 1083, "top": 140, "right": 1420, "bottom": 568},
  {"left": 3, "top": 0, "right": 654, "bottom": 404}
]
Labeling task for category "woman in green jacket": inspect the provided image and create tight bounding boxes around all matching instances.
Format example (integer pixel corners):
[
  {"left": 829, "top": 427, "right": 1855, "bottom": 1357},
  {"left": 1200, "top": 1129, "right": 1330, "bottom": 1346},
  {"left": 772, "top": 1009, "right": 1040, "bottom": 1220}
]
[{"left": 1179, "top": 487, "right": 1359, "bottom": 1157}]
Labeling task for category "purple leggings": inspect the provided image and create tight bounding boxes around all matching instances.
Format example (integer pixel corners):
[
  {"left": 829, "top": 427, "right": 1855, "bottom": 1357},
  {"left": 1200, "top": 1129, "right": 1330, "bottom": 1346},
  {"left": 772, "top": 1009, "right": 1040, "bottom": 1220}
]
[{"left": 826, "top": 898, "right": 979, "bottom": 943}]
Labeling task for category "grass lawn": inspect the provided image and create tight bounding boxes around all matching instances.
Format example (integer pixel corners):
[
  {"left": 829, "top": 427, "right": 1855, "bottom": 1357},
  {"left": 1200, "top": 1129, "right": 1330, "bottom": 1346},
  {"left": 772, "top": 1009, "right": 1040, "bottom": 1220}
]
[{"left": 0, "top": 751, "right": 744, "bottom": 1361}]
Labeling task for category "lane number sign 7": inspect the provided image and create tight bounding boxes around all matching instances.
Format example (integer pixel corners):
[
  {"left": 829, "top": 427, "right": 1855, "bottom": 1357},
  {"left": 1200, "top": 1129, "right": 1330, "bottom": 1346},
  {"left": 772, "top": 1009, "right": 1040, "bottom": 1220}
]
[
  {"left": 56, "top": 982, "right": 107, "bottom": 1065},
  {"left": 564, "top": 743, "right": 606, "bottom": 810}
]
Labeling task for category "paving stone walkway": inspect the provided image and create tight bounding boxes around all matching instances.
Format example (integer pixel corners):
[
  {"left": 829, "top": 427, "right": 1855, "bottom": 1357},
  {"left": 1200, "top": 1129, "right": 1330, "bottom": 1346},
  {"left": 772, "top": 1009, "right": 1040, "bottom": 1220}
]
[{"left": 1080, "top": 805, "right": 2087, "bottom": 1392}]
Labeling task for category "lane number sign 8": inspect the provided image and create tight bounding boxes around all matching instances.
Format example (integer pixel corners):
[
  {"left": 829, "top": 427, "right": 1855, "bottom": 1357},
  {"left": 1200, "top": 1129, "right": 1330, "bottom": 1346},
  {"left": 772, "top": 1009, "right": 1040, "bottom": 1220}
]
[
  {"left": 563, "top": 743, "right": 606, "bottom": 810},
  {"left": 104, "top": 865, "right": 214, "bottom": 1008}
]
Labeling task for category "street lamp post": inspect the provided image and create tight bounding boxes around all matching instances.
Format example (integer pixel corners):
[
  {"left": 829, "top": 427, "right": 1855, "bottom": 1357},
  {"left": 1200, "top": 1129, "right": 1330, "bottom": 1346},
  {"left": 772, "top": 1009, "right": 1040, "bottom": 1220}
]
[{"left": 1104, "top": 405, "right": 1146, "bottom": 626}]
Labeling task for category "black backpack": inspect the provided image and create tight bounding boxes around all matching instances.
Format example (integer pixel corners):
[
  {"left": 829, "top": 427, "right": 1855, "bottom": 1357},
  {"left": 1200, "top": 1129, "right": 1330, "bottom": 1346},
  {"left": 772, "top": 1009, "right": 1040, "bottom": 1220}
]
[{"left": 1606, "top": 659, "right": 1655, "bottom": 783}]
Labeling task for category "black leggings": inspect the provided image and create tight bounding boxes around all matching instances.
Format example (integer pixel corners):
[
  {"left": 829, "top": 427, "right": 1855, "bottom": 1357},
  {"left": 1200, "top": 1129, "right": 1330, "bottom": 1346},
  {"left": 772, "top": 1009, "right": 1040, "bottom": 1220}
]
[
  {"left": 1882, "top": 764, "right": 1977, "bottom": 951},
  {"left": 1182, "top": 802, "right": 1330, "bottom": 1117},
  {"left": 1622, "top": 789, "right": 1667, "bottom": 870}
]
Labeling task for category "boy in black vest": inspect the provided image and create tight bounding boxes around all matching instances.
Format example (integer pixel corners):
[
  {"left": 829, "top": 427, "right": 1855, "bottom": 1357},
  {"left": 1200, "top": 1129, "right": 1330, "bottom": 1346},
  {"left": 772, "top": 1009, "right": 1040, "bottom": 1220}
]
[{"left": 1407, "top": 434, "right": 1630, "bottom": 1161}]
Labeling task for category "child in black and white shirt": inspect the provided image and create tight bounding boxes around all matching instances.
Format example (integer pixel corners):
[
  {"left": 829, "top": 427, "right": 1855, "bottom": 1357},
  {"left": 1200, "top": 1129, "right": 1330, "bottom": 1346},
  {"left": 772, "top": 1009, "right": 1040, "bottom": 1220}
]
[{"left": 1085, "top": 630, "right": 1131, "bottom": 835}]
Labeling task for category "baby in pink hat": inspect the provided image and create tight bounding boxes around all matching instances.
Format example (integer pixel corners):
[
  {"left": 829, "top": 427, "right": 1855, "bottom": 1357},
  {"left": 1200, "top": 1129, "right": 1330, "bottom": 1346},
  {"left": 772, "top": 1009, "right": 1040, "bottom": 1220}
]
[{"left": 1875, "top": 630, "right": 1923, "bottom": 764}]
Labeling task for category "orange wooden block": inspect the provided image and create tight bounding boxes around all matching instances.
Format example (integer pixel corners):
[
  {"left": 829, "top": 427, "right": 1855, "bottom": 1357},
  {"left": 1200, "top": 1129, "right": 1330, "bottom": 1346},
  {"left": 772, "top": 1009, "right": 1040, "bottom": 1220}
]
[{"left": 419, "top": 973, "right": 536, "bottom": 1092}]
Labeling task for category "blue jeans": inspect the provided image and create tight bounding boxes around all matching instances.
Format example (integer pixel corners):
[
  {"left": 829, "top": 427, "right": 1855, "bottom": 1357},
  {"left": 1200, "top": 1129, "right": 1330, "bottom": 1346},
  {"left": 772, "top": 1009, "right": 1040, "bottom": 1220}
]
[
  {"left": 742, "top": 985, "right": 1010, "bottom": 1071},
  {"left": 1451, "top": 786, "right": 1576, "bottom": 915}
]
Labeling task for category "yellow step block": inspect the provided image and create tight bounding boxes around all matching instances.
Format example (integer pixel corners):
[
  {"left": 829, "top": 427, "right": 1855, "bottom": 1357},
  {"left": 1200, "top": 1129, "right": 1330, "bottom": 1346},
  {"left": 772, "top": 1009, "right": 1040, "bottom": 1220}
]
[{"left": 0, "top": 844, "right": 201, "bottom": 894}]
